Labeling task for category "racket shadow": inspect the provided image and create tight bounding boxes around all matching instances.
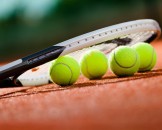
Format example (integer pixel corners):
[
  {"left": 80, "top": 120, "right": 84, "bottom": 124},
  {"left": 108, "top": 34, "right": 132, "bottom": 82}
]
[{"left": 0, "top": 69, "right": 162, "bottom": 99}]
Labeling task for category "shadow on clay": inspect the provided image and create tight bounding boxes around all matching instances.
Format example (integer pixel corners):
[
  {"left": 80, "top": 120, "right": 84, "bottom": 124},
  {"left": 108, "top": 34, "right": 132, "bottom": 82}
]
[
  {"left": 0, "top": 69, "right": 162, "bottom": 99},
  {"left": 73, "top": 69, "right": 162, "bottom": 87}
]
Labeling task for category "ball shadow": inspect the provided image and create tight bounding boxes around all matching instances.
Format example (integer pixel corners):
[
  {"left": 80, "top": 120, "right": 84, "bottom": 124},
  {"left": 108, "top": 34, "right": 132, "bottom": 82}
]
[{"left": 0, "top": 69, "right": 162, "bottom": 99}]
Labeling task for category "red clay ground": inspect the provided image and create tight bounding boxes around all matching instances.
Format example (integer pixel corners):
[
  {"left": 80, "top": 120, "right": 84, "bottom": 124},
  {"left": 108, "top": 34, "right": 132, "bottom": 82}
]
[{"left": 0, "top": 40, "right": 162, "bottom": 130}]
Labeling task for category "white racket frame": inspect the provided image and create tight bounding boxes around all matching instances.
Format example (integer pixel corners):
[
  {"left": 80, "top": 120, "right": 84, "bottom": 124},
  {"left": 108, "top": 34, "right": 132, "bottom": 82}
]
[{"left": 18, "top": 19, "right": 161, "bottom": 86}]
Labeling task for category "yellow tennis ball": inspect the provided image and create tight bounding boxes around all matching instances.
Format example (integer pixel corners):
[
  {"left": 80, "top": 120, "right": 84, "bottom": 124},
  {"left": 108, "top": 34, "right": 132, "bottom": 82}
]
[
  {"left": 49, "top": 55, "right": 80, "bottom": 86},
  {"left": 131, "top": 42, "right": 157, "bottom": 72},
  {"left": 80, "top": 49, "right": 108, "bottom": 79},
  {"left": 109, "top": 46, "right": 140, "bottom": 77}
]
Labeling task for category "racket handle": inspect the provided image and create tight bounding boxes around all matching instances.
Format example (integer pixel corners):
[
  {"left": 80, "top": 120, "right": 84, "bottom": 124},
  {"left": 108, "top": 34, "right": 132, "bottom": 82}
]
[
  {"left": 0, "top": 46, "right": 65, "bottom": 81},
  {"left": 0, "top": 78, "right": 18, "bottom": 87}
]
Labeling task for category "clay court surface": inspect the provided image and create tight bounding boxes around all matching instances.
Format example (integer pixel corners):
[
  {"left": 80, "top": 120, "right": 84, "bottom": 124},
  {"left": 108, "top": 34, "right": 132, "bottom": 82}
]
[{"left": 0, "top": 40, "right": 162, "bottom": 130}]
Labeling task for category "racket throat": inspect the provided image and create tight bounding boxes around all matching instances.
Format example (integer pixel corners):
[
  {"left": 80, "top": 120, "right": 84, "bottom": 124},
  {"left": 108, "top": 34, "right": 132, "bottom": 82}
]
[{"left": 0, "top": 46, "right": 65, "bottom": 81}]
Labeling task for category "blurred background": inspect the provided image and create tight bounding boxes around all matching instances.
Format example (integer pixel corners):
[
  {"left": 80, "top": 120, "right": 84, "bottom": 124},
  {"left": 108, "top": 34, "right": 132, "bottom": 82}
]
[{"left": 0, "top": 0, "right": 161, "bottom": 61}]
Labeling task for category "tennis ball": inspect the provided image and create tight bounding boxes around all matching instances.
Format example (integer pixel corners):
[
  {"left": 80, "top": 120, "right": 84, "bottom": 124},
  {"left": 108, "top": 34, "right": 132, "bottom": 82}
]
[
  {"left": 49, "top": 55, "right": 80, "bottom": 86},
  {"left": 131, "top": 42, "right": 157, "bottom": 72},
  {"left": 109, "top": 46, "right": 140, "bottom": 77},
  {"left": 80, "top": 49, "right": 108, "bottom": 79}
]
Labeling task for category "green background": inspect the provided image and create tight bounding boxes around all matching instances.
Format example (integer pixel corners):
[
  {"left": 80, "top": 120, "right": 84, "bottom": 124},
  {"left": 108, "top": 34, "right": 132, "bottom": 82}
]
[{"left": 0, "top": 0, "right": 161, "bottom": 61}]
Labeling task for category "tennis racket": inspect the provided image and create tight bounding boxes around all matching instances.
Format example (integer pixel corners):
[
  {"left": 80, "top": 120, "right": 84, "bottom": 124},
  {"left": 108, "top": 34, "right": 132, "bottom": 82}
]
[{"left": 0, "top": 19, "right": 161, "bottom": 87}]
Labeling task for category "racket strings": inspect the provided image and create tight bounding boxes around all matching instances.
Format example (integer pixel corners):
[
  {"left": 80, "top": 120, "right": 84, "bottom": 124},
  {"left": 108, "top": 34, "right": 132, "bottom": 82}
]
[
  {"left": 17, "top": 19, "right": 160, "bottom": 86},
  {"left": 68, "top": 30, "right": 156, "bottom": 61}
]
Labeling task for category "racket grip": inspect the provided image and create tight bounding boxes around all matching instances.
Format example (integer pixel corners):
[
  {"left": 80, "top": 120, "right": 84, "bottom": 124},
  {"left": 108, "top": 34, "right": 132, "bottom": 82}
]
[{"left": 0, "top": 78, "right": 19, "bottom": 87}]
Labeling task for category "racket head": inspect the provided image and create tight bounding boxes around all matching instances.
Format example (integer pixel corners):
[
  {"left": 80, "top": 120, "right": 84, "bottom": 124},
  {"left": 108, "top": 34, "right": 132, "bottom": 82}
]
[{"left": 13, "top": 19, "right": 162, "bottom": 86}]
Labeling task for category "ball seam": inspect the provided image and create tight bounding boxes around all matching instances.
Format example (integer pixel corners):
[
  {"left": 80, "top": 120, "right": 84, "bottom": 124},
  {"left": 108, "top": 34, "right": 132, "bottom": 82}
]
[
  {"left": 84, "top": 56, "right": 95, "bottom": 79},
  {"left": 50, "top": 63, "right": 73, "bottom": 85},
  {"left": 114, "top": 51, "right": 138, "bottom": 68},
  {"left": 139, "top": 48, "right": 155, "bottom": 70}
]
